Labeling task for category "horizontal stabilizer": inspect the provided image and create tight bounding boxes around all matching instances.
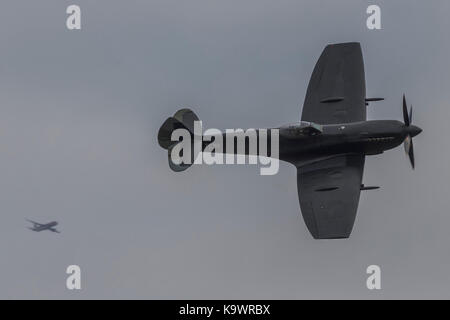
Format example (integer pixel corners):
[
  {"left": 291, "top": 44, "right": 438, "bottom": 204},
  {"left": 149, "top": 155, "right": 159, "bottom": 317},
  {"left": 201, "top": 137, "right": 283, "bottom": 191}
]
[
  {"left": 158, "top": 109, "right": 199, "bottom": 150},
  {"left": 167, "top": 140, "right": 195, "bottom": 172},
  {"left": 159, "top": 109, "right": 200, "bottom": 172}
]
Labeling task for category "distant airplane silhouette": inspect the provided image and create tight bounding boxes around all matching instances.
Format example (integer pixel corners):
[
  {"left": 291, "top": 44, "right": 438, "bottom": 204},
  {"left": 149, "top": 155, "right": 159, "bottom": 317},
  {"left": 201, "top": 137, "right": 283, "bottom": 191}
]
[{"left": 26, "top": 219, "right": 60, "bottom": 233}]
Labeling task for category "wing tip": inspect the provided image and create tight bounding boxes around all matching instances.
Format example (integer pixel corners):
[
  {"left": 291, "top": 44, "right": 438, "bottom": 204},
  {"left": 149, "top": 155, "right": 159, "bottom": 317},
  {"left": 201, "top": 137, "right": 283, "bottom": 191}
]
[{"left": 312, "top": 234, "right": 351, "bottom": 240}]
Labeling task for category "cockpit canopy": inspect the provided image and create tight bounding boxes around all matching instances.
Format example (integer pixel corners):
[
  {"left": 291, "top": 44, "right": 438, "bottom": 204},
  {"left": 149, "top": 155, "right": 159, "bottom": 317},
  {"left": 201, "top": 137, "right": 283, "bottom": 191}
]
[{"left": 279, "top": 121, "right": 323, "bottom": 138}]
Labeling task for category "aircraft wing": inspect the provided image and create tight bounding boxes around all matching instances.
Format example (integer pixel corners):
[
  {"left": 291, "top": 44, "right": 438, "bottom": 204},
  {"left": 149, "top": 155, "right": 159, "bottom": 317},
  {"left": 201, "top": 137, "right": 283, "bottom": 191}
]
[
  {"left": 301, "top": 42, "right": 366, "bottom": 124},
  {"left": 26, "top": 219, "right": 42, "bottom": 227},
  {"left": 297, "top": 154, "right": 365, "bottom": 239},
  {"left": 49, "top": 228, "right": 60, "bottom": 233}
]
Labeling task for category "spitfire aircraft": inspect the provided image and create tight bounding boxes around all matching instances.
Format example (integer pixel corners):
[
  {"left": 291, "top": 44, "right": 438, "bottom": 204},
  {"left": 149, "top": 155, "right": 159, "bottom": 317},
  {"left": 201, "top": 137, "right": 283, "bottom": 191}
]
[
  {"left": 26, "top": 219, "right": 60, "bottom": 233},
  {"left": 158, "top": 42, "right": 422, "bottom": 239}
]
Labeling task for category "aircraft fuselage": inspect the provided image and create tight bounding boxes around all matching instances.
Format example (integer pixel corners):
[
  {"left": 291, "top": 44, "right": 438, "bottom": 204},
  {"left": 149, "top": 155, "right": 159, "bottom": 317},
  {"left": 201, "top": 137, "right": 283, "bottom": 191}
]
[
  {"left": 278, "top": 120, "right": 421, "bottom": 166},
  {"left": 31, "top": 221, "right": 58, "bottom": 232},
  {"left": 209, "top": 119, "right": 421, "bottom": 167}
]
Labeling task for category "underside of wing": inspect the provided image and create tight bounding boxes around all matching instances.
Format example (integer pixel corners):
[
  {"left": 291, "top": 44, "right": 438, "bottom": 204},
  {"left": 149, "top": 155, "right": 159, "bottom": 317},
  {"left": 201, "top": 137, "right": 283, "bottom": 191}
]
[
  {"left": 301, "top": 42, "right": 366, "bottom": 124},
  {"left": 297, "top": 154, "right": 365, "bottom": 239},
  {"left": 26, "top": 219, "right": 42, "bottom": 227}
]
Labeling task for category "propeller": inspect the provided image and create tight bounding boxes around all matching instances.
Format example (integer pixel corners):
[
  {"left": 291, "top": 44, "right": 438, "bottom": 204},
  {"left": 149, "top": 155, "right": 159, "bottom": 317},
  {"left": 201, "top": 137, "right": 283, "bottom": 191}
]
[{"left": 402, "top": 94, "right": 421, "bottom": 169}]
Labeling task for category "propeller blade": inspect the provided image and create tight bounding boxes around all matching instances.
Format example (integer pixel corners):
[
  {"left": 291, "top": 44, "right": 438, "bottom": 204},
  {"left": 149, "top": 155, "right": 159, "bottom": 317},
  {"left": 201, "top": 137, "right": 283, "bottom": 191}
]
[
  {"left": 409, "top": 105, "right": 413, "bottom": 124},
  {"left": 404, "top": 135, "right": 415, "bottom": 169},
  {"left": 404, "top": 135, "right": 411, "bottom": 154},
  {"left": 408, "top": 140, "right": 415, "bottom": 169},
  {"left": 402, "top": 95, "right": 418, "bottom": 169},
  {"left": 403, "top": 94, "right": 410, "bottom": 126}
]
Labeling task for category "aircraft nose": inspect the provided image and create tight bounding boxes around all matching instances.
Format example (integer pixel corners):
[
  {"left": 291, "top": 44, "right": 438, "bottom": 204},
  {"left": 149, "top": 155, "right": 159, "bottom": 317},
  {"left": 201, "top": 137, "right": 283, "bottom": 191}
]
[{"left": 408, "top": 125, "right": 422, "bottom": 138}]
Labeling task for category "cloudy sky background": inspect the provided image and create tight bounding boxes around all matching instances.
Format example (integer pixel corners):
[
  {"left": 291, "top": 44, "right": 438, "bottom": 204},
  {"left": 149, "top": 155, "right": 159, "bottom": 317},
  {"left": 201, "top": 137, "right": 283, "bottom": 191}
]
[{"left": 0, "top": 0, "right": 449, "bottom": 299}]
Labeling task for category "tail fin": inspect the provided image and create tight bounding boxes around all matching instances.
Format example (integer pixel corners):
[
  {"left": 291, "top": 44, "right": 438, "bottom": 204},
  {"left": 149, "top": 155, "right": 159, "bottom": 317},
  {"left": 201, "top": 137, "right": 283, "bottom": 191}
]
[
  {"left": 158, "top": 109, "right": 199, "bottom": 149},
  {"left": 158, "top": 109, "right": 200, "bottom": 172}
]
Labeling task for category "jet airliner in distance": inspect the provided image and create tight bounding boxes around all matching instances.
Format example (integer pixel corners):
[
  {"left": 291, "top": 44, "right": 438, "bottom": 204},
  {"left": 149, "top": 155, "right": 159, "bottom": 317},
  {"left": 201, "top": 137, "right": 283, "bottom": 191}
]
[
  {"left": 158, "top": 42, "right": 422, "bottom": 239},
  {"left": 26, "top": 219, "right": 60, "bottom": 233}
]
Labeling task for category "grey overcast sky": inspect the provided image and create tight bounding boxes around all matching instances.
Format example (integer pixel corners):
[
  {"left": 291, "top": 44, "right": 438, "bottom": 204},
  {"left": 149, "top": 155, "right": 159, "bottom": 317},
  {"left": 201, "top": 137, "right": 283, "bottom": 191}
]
[{"left": 0, "top": 0, "right": 449, "bottom": 299}]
